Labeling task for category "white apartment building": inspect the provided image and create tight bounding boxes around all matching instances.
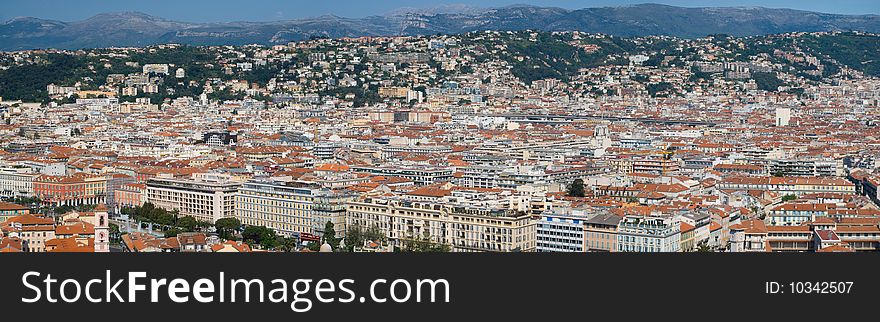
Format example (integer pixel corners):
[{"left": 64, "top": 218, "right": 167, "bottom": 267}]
[
  {"left": 616, "top": 214, "right": 681, "bottom": 252},
  {"left": 537, "top": 208, "right": 590, "bottom": 252},
  {"left": 0, "top": 167, "right": 36, "bottom": 198},
  {"left": 767, "top": 158, "right": 844, "bottom": 177},
  {"left": 142, "top": 63, "right": 170, "bottom": 75}
]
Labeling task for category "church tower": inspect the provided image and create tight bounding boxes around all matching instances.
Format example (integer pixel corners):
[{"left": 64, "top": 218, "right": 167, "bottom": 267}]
[{"left": 94, "top": 204, "right": 110, "bottom": 252}]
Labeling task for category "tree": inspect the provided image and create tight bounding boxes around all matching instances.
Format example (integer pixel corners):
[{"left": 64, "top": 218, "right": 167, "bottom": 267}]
[
  {"left": 343, "top": 224, "right": 364, "bottom": 252},
  {"left": 567, "top": 179, "right": 585, "bottom": 197},
  {"left": 345, "top": 224, "right": 387, "bottom": 252},
  {"left": 695, "top": 242, "right": 712, "bottom": 252},
  {"left": 54, "top": 205, "right": 75, "bottom": 215},
  {"left": 196, "top": 220, "right": 213, "bottom": 231},
  {"left": 109, "top": 223, "right": 120, "bottom": 242},
  {"left": 365, "top": 224, "right": 386, "bottom": 243},
  {"left": 782, "top": 194, "right": 797, "bottom": 202},
  {"left": 155, "top": 211, "right": 177, "bottom": 226},
  {"left": 277, "top": 236, "right": 298, "bottom": 252},
  {"left": 646, "top": 82, "right": 675, "bottom": 97},
  {"left": 752, "top": 72, "right": 785, "bottom": 92},
  {"left": 241, "top": 225, "right": 278, "bottom": 249},
  {"left": 177, "top": 216, "right": 197, "bottom": 232},
  {"left": 241, "top": 225, "right": 265, "bottom": 244},
  {"left": 215, "top": 217, "right": 241, "bottom": 240},
  {"left": 322, "top": 221, "right": 339, "bottom": 251},
  {"left": 400, "top": 230, "right": 450, "bottom": 252},
  {"left": 164, "top": 228, "right": 182, "bottom": 238}
]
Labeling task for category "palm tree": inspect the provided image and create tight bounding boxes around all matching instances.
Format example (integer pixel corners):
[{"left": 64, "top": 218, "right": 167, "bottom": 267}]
[
  {"left": 276, "top": 236, "right": 298, "bottom": 252},
  {"left": 695, "top": 242, "right": 712, "bottom": 252}
]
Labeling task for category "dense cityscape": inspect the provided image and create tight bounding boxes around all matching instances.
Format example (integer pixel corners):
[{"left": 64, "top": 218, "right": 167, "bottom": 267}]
[{"left": 1, "top": 27, "right": 879, "bottom": 253}]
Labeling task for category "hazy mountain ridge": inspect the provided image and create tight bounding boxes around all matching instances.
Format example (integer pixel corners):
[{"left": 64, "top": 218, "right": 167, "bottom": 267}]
[{"left": 2, "top": 4, "right": 879, "bottom": 50}]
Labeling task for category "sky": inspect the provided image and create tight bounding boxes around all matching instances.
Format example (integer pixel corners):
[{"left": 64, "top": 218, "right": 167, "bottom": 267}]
[{"left": 1, "top": 0, "right": 878, "bottom": 22}]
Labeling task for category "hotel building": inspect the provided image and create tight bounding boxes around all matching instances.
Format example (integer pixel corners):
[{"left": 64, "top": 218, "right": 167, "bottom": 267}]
[
  {"left": 350, "top": 165, "right": 454, "bottom": 186},
  {"left": 146, "top": 173, "right": 240, "bottom": 223},
  {"left": 346, "top": 196, "right": 537, "bottom": 252},
  {"left": 235, "top": 179, "right": 355, "bottom": 238}
]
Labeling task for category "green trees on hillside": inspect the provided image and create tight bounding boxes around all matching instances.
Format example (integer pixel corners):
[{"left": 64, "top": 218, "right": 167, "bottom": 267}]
[
  {"left": 0, "top": 54, "right": 89, "bottom": 102},
  {"left": 752, "top": 72, "right": 785, "bottom": 92},
  {"left": 801, "top": 33, "right": 880, "bottom": 77}
]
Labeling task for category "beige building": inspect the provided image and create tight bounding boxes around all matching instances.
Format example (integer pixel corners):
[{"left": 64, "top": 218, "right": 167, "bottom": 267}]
[
  {"left": 3, "top": 214, "right": 55, "bottom": 252},
  {"left": 346, "top": 196, "right": 537, "bottom": 252},
  {"left": 146, "top": 174, "right": 240, "bottom": 223},
  {"left": 235, "top": 179, "right": 354, "bottom": 238},
  {"left": 583, "top": 213, "right": 620, "bottom": 252},
  {"left": 717, "top": 176, "right": 856, "bottom": 195}
]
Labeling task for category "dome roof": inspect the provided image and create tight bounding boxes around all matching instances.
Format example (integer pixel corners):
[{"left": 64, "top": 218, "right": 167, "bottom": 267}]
[{"left": 319, "top": 243, "right": 333, "bottom": 252}]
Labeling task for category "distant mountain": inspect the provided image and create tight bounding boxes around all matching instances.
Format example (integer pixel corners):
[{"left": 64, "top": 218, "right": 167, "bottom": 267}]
[
  {"left": 386, "top": 4, "right": 489, "bottom": 16},
  {"left": 2, "top": 4, "right": 880, "bottom": 50}
]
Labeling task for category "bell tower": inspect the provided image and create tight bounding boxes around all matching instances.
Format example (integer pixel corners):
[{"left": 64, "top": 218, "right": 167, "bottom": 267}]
[{"left": 94, "top": 204, "right": 110, "bottom": 252}]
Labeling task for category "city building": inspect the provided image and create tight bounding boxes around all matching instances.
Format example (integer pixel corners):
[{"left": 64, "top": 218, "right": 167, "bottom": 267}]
[
  {"left": 616, "top": 214, "right": 681, "bottom": 252},
  {"left": 0, "top": 201, "right": 29, "bottom": 223},
  {"left": 146, "top": 173, "right": 241, "bottom": 223},
  {"left": 346, "top": 195, "right": 537, "bottom": 252},
  {"left": 717, "top": 177, "right": 856, "bottom": 195},
  {"left": 583, "top": 212, "right": 621, "bottom": 252},
  {"left": 235, "top": 179, "right": 354, "bottom": 238},
  {"left": 33, "top": 173, "right": 107, "bottom": 206},
  {"left": 537, "top": 208, "right": 589, "bottom": 252}
]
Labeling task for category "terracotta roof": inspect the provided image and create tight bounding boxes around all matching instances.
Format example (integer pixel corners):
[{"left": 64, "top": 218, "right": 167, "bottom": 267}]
[
  {"left": 730, "top": 219, "right": 767, "bottom": 234},
  {"left": 4, "top": 213, "right": 54, "bottom": 226},
  {"left": 0, "top": 202, "right": 28, "bottom": 211},
  {"left": 55, "top": 221, "right": 95, "bottom": 236},
  {"left": 680, "top": 222, "right": 695, "bottom": 233},
  {"left": 0, "top": 236, "right": 22, "bottom": 252},
  {"left": 407, "top": 186, "right": 452, "bottom": 198},
  {"left": 46, "top": 236, "right": 94, "bottom": 252},
  {"left": 817, "top": 245, "right": 853, "bottom": 252}
]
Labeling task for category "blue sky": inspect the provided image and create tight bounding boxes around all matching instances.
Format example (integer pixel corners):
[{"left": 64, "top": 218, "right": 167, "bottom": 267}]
[{"left": 1, "top": 1, "right": 878, "bottom": 22}]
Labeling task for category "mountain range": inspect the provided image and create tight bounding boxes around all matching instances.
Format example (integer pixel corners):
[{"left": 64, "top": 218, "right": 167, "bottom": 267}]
[{"left": 1, "top": 3, "right": 879, "bottom": 51}]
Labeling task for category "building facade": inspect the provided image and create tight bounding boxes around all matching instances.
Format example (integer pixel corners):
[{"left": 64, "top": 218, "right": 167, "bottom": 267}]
[
  {"left": 33, "top": 173, "right": 107, "bottom": 206},
  {"left": 235, "top": 179, "right": 354, "bottom": 238},
  {"left": 616, "top": 214, "right": 681, "bottom": 252},
  {"left": 346, "top": 196, "right": 537, "bottom": 252},
  {"left": 146, "top": 174, "right": 240, "bottom": 223},
  {"left": 537, "top": 209, "right": 588, "bottom": 252},
  {"left": 0, "top": 167, "right": 36, "bottom": 198}
]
